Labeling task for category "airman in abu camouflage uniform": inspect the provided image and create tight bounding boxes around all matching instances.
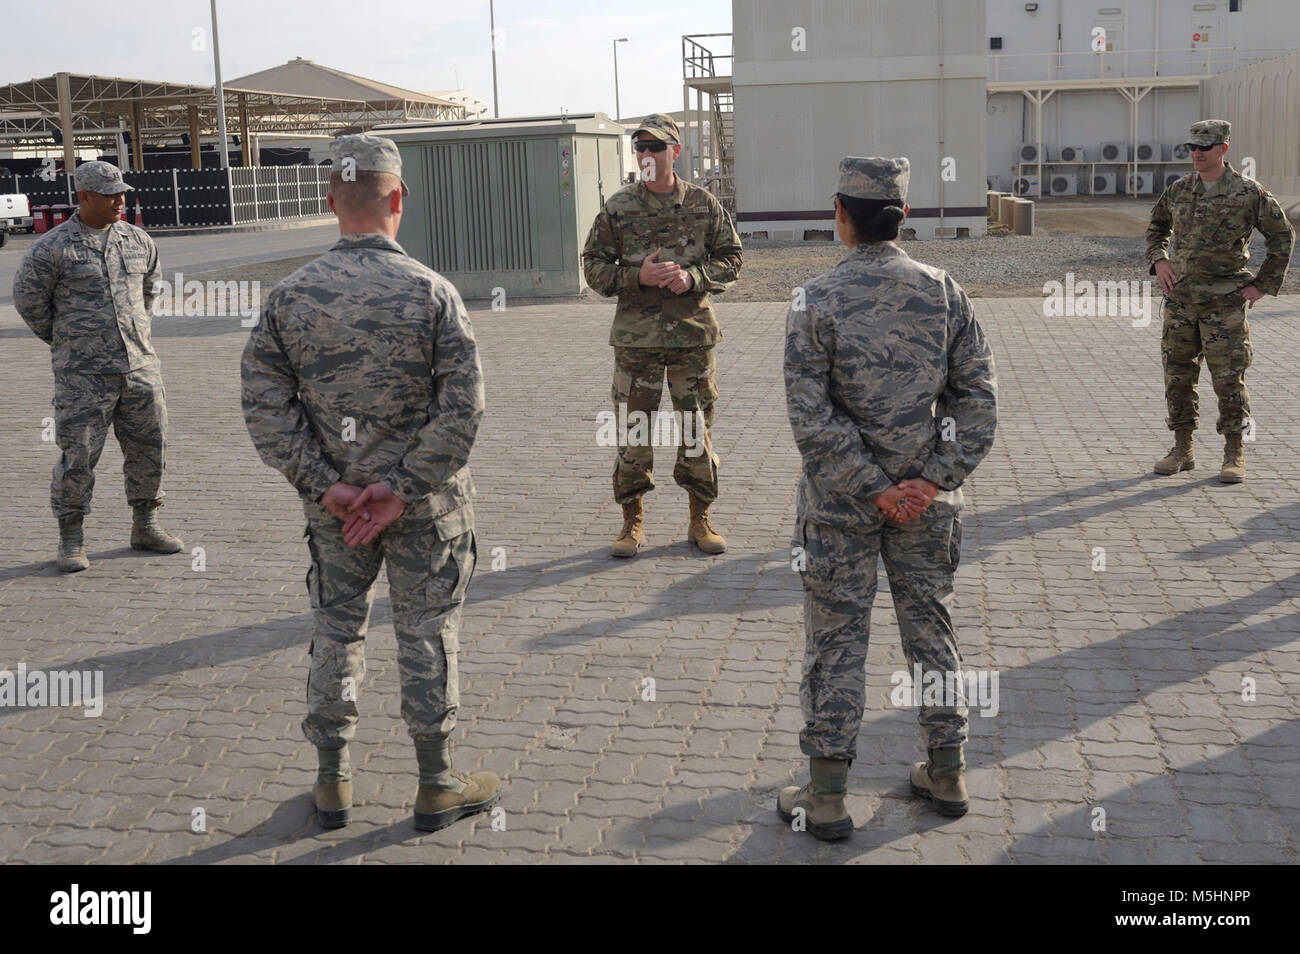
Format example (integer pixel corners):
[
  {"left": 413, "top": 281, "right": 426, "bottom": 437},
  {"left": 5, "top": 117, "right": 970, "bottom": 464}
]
[
  {"left": 241, "top": 134, "right": 499, "bottom": 833},
  {"left": 12, "top": 160, "right": 183, "bottom": 573},
  {"left": 582, "top": 113, "right": 743, "bottom": 557},
  {"left": 778, "top": 157, "right": 997, "bottom": 839},
  {"left": 1146, "top": 119, "right": 1294, "bottom": 483}
]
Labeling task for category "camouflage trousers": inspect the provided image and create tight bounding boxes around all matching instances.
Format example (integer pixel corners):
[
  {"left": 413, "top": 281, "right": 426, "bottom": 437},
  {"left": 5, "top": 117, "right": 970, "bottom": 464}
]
[
  {"left": 50, "top": 364, "right": 167, "bottom": 518},
  {"left": 301, "top": 497, "right": 476, "bottom": 750},
  {"left": 611, "top": 345, "right": 719, "bottom": 504},
  {"left": 1161, "top": 295, "right": 1252, "bottom": 434},
  {"left": 796, "top": 504, "right": 968, "bottom": 759}
]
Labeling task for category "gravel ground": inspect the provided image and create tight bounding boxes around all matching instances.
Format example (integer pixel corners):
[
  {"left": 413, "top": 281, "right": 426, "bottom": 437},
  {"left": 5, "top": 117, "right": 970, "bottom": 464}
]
[{"left": 192, "top": 224, "right": 1300, "bottom": 304}]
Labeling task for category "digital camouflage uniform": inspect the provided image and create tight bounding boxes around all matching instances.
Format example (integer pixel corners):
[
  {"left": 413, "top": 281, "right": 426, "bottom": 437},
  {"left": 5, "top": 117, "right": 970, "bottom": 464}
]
[
  {"left": 241, "top": 232, "right": 484, "bottom": 750},
  {"left": 785, "top": 160, "right": 997, "bottom": 761},
  {"left": 12, "top": 205, "right": 167, "bottom": 518},
  {"left": 1145, "top": 122, "right": 1294, "bottom": 435},
  {"left": 581, "top": 129, "right": 743, "bottom": 505}
]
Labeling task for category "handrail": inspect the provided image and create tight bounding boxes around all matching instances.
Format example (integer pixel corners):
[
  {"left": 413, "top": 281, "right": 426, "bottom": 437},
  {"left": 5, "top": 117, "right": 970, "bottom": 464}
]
[{"left": 989, "top": 46, "right": 1294, "bottom": 82}]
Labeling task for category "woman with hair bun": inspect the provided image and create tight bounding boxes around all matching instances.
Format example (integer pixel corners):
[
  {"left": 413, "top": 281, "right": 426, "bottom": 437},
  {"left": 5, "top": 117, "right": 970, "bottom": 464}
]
[{"left": 779, "top": 156, "right": 999, "bottom": 839}]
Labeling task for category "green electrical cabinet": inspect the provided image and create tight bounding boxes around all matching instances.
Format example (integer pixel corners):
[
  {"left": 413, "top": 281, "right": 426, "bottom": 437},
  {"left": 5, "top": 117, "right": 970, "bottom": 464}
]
[{"left": 380, "top": 114, "right": 625, "bottom": 298}]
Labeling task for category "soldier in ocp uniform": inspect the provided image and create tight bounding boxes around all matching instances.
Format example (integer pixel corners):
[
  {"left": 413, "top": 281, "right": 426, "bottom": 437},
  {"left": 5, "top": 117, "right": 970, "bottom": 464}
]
[
  {"left": 779, "top": 158, "right": 997, "bottom": 839},
  {"left": 1146, "top": 119, "right": 1294, "bottom": 483},
  {"left": 582, "top": 113, "right": 743, "bottom": 557},
  {"left": 241, "top": 134, "right": 500, "bottom": 832},
  {"left": 12, "top": 160, "right": 183, "bottom": 572}
]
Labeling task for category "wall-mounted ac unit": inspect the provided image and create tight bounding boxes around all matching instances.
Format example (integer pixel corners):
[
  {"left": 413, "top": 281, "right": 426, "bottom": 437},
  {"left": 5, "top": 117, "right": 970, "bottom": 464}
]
[
  {"left": 1012, "top": 175, "right": 1040, "bottom": 197},
  {"left": 1019, "top": 142, "right": 1050, "bottom": 163},
  {"left": 1058, "top": 145, "right": 1087, "bottom": 162},
  {"left": 1083, "top": 171, "right": 1117, "bottom": 194},
  {"left": 1099, "top": 141, "right": 1129, "bottom": 162},
  {"left": 1162, "top": 170, "right": 1185, "bottom": 190},
  {"left": 1135, "top": 141, "right": 1162, "bottom": 162},
  {"left": 1127, "top": 172, "right": 1155, "bottom": 194},
  {"left": 1169, "top": 142, "right": 1192, "bottom": 161},
  {"left": 1048, "top": 173, "right": 1078, "bottom": 195}
]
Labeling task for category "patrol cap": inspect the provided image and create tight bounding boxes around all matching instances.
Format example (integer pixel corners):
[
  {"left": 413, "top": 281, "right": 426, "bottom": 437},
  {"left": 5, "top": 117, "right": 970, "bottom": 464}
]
[
  {"left": 831, "top": 156, "right": 909, "bottom": 203},
  {"left": 329, "top": 133, "right": 409, "bottom": 195},
  {"left": 632, "top": 113, "right": 680, "bottom": 143},
  {"left": 1187, "top": 119, "right": 1231, "bottom": 147},
  {"left": 73, "top": 160, "right": 134, "bottom": 195}
]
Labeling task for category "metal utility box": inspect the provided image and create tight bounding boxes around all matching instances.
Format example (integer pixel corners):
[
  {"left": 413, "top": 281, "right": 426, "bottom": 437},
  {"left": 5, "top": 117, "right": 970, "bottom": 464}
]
[{"left": 379, "top": 114, "right": 625, "bottom": 298}]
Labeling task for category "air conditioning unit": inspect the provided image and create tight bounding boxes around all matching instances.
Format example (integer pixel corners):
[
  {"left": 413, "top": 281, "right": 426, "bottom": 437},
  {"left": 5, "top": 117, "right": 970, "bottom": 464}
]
[
  {"left": 1082, "top": 171, "right": 1116, "bottom": 194},
  {"left": 1012, "top": 175, "right": 1041, "bottom": 197},
  {"left": 1135, "top": 141, "right": 1162, "bottom": 162},
  {"left": 1162, "top": 170, "right": 1184, "bottom": 190},
  {"left": 1169, "top": 142, "right": 1192, "bottom": 161},
  {"left": 1127, "top": 172, "right": 1155, "bottom": 194},
  {"left": 1099, "top": 141, "right": 1129, "bottom": 162},
  {"left": 1019, "top": 142, "right": 1050, "bottom": 163},
  {"left": 1048, "top": 173, "right": 1078, "bottom": 195},
  {"left": 986, "top": 175, "right": 1005, "bottom": 192},
  {"left": 1058, "top": 145, "right": 1087, "bottom": 162}
]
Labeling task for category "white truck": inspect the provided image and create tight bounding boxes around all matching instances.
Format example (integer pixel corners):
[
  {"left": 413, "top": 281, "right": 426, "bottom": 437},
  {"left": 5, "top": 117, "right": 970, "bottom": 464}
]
[{"left": 0, "top": 191, "right": 34, "bottom": 248}]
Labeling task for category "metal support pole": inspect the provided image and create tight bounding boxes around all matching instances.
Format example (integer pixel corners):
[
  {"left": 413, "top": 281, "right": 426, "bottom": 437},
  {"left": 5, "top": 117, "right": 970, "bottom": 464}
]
[
  {"left": 55, "top": 72, "right": 76, "bottom": 179},
  {"left": 613, "top": 38, "right": 627, "bottom": 122},
  {"left": 211, "top": 0, "right": 231, "bottom": 169}
]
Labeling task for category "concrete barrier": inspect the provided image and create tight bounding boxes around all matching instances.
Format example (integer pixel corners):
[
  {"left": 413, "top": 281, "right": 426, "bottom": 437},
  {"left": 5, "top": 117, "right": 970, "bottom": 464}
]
[{"left": 1013, "top": 198, "right": 1034, "bottom": 235}]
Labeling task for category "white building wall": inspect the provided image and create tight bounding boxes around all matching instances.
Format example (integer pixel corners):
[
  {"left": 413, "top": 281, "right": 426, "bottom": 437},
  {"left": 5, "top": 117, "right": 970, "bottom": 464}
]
[
  {"left": 733, "top": 0, "right": 987, "bottom": 239},
  {"left": 986, "top": 0, "right": 1300, "bottom": 193}
]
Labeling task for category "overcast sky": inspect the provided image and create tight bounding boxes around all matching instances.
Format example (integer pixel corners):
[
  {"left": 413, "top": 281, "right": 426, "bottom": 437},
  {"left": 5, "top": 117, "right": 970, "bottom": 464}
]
[{"left": 3, "top": 0, "right": 733, "bottom": 120}]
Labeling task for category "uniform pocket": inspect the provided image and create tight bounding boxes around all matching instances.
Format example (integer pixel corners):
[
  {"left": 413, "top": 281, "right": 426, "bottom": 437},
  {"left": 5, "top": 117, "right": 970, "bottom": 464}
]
[{"left": 427, "top": 513, "right": 476, "bottom": 608}]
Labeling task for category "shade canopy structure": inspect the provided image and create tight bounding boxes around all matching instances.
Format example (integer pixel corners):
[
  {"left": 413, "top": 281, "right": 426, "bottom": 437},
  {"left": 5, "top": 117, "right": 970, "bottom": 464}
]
[{"left": 0, "top": 61, "right": 466, "bottom": 171}]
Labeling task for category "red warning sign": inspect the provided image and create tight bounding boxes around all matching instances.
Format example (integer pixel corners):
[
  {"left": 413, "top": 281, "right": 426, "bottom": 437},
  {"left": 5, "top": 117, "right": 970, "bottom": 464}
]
[{"left": 1193, "top": 32, "right": 1201, "bottom": 41}]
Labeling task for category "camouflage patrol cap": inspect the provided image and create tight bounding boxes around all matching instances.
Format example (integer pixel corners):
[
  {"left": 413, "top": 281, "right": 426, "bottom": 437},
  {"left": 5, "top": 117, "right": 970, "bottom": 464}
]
[
  {"left": 832, "top": 156, "right": 909, "bottom": 203},
  {"left": 1188, "top": 120, "right": 1231, "bottom": 147},
  {"left": 632, "top": 113, "right": 680, "bottom": 143},
  {"left": 73, "top": 160, "right": 134, "bottom": 195},
  {"left": 330, "top": 133, "right": 409, "bottom": 195}
]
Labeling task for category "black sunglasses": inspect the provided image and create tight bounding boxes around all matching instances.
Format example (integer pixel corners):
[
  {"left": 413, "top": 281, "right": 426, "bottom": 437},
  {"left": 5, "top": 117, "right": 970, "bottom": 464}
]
[
  {"left": 1186, "top": 142, "right": 1223, "bottom": 152},
  {"left": 633, "top": 140, "right": 670, "bottom": 153}
]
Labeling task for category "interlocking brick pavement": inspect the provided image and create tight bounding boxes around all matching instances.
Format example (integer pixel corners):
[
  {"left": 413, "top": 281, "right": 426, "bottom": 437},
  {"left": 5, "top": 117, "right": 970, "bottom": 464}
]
[{"left": 1, "top": 291, "right": 1297, "bottom": 864}]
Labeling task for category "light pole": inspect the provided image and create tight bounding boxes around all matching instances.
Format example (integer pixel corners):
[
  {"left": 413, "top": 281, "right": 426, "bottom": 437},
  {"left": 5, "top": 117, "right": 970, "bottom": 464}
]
[
  {"left": 613, "top": 38, "right": 628, "bottom": 123},
  {"left": 490, "top": 0, "right": 500, "bottom": 118}
]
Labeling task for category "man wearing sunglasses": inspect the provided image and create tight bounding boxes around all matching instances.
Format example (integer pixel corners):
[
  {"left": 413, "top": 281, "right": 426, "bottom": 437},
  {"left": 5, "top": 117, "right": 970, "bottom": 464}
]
[
  {"left": 1146, "top": 119, "right": 1294, "bottom": 483},
  {"left": 582, "top": 113, "right": 743, "bottom": 557}
]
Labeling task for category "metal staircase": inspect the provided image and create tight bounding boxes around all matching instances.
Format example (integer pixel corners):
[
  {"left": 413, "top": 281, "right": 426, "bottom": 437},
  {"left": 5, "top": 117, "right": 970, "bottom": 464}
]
[{"left": 682, "top": 33, "right": 734, "bottom": 214}]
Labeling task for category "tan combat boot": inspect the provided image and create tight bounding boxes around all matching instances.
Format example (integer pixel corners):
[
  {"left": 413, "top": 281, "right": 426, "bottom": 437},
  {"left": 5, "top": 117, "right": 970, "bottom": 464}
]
[
  {"left": 1153, "top": 428, "right": 1195, "bottom": 475},
  {"left": 130, "top": 500, "right": 183, "bottom": 553},
  {"left": 314, "top": 745, "right": 352, "bottom": 828},
  {"left": 777, "top": 757, "right": 854, "bottom": 840},
  {"left": 610, "top": 498, "right": 645, "bottom": 558},
  {"left": 413, "top": 737, "right": 502, "bottom": 832},
  {"left": 313, "top": 781, "right": 352, "bottom": 829},
  {"left": 687, "top": 494, "right": 726, "bottom": 554},
  {"left": 1220, "top": 432, "right": 1245, "bottom": 484},
  {"left": 910, "top": 746, "right": 968, "bottom": 817},
  {"left": 56, "top": 515, "right": 90, "bottom": 573}
]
